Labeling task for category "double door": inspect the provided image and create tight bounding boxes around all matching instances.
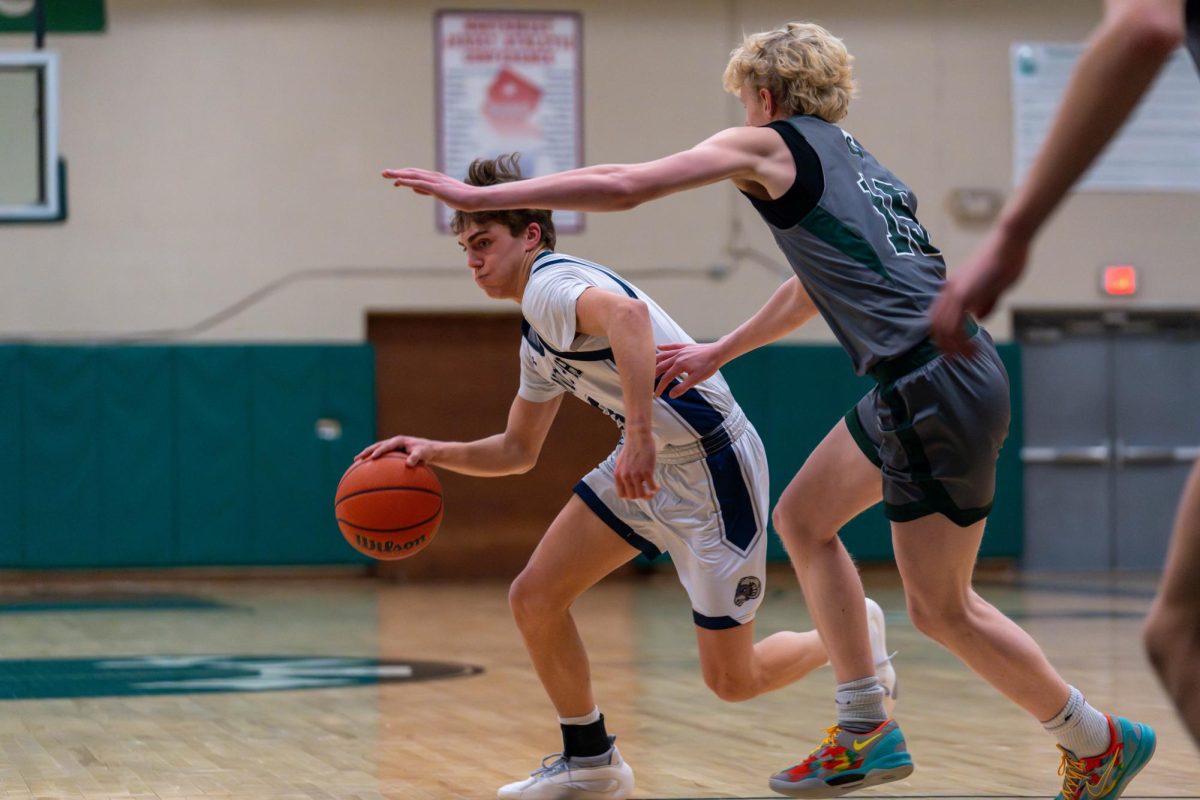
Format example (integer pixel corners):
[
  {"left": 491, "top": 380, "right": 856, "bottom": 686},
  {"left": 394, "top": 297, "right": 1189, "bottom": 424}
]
[{"left": 1019, "top": 311, "right": 1200, "bottom": 570}]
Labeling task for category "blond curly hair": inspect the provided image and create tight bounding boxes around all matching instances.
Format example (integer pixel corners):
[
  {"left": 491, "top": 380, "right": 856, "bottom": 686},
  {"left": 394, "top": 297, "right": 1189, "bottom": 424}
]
[{"left": 723, "top": 22, "right": 857, "bottom": 123}]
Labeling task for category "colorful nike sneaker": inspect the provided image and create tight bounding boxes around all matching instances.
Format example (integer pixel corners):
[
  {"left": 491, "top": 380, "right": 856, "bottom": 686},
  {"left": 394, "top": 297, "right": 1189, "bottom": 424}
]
[
  {"left": 497, "top": 736, "right": 635, "bottom": 800},
  {"left": 768, "top": 719, "right": 913, "bottom": 798},
  {"left": 1055, "top": 716, "right": 1156, "bottom": 800}
]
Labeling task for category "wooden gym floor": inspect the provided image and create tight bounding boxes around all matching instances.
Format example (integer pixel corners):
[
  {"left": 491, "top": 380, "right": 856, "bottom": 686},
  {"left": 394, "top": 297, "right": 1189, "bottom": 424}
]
[{"left": 0, "top": 566, "right": 1195, "bottom": 800}]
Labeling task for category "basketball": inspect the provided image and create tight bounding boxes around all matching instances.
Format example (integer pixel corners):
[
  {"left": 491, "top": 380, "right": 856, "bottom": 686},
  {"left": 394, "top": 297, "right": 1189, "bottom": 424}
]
[{"left": 334, "top": 454, "right": 443, "bottom": 560}]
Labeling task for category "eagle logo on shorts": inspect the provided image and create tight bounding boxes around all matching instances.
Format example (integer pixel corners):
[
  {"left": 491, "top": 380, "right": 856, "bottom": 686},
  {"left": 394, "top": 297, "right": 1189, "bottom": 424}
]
[{"left": 734, "top": 576, "right": 762, "bottom": 607}]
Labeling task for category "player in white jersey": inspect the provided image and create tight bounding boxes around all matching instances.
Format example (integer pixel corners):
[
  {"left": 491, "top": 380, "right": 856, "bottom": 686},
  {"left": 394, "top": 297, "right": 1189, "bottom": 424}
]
[{"left": 359, "top": 154, "right": 897, "bottom": 800}]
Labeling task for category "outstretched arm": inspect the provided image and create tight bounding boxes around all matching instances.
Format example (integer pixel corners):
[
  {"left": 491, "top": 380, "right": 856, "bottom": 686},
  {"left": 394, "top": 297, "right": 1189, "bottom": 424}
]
[
  {"left": 383, "top": 126, "right": 787, "bottom": 213},
  {"left": 654, "top": 276, "right": 818, "bottom": 398},
  {"left": 575, "top": 288, "right": 661, "bottom": 500},
  {"left": 931, "top": 0, "right": 1185, "bottom": 353},
  {"left": 356, "top": 394, "right": 562, "bottom": 477}
]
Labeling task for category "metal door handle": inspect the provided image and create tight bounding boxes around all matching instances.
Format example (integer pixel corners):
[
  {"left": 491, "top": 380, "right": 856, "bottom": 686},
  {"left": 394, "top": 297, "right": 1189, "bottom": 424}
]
[
  {"left": 1021, "top": 445, "right": 1111, "bottom": 465},
  {"left": 1117, "top": 444, "right": 1200, "bottom": 464}
]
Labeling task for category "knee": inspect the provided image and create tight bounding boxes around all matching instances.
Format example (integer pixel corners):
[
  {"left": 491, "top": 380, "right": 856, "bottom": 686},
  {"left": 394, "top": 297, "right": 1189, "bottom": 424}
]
[
  {"left": 508, "top": 572, "right": 565, "bottom": 627},
  {"left": 703, "top": 671, "right": 760, "bottom": 703},
  {"left": 905, "top": 592, "right": 971, "bottom": 644},
  {"left": 771, "top": 504, "right": 830, "bottom": 555}
]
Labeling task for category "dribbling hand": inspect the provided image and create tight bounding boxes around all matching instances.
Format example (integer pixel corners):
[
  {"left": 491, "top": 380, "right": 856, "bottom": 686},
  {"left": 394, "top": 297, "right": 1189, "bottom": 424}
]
[{"left": 355, "top": 435, "right": 439, "bottom": 467}]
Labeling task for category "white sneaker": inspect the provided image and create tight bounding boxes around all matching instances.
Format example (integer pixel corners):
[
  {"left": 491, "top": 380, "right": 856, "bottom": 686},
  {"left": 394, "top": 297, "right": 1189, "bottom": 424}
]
[
  {"left": 865, "top": 597, "right": 898, "bottom": 717},
  {"left": 497, "top": 740, "right": 635, "bottom": 800}
]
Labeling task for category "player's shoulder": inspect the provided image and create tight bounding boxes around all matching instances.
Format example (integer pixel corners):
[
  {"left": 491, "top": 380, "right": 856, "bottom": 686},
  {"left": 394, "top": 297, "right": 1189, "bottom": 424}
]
[{"left": 528, "top": 251, "right": 636, "bottom": 295}]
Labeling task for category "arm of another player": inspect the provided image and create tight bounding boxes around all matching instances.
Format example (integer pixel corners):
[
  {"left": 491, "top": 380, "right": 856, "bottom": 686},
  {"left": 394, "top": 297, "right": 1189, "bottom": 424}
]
[
  {"left": 382, "top": 126, "right": 784, "bottom": 213},
  {"left": 574, "top": 287, "right": 660, "bottom": 500},
  {"left": 654, "top": 276, "right": 818, "bottom": 398},
  {"left": 354, "top": 394, "right": 563, "bottom": 476},
  {"left": 931, "top": 0, "right": 1185, "bottom": 354}
]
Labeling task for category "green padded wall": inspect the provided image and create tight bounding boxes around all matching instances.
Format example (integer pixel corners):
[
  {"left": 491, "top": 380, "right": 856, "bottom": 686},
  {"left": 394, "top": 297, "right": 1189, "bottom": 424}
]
[
  {"left": 721, "top": 343, "right": 1024, "bottom": 561},
  {"left": 0, "top": 345, "right": 374, "bottom": 569}
]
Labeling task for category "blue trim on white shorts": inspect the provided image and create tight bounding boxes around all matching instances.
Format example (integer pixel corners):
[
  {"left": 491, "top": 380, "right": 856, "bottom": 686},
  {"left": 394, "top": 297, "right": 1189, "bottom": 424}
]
[
  {"left": 573, "top": 481, "right": 663, "bottom": 560},
  {"left": 704, "top": 444, "right": 758, "bottom": 554},
  {"left": 692, "top": 611, "right": 742, "bottom": 630}
]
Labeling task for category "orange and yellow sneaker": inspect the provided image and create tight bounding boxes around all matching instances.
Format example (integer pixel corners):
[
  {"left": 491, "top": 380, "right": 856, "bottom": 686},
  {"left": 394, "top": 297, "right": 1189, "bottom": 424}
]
[
  {"left": 1055, "top": 716, "right": 1156, "bottom": 800},
  {"left": 768, "top": 719, "right": 914, "bottom": 798}
]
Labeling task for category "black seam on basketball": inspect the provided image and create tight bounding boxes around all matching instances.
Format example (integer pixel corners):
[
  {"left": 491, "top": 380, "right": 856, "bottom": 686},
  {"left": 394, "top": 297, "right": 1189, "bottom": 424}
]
[
  {"left": 335, "top": 486, "right": 443, "bottom": 506},
  {"left": 336, "top": 505, "right": 443, "bottom": 533}
]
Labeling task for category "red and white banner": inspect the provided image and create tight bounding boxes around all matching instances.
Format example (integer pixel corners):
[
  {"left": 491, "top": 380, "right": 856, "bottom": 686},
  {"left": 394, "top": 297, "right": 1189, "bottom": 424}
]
[{"left": 436, "top": 10, "right": 583, "bottom": 232}]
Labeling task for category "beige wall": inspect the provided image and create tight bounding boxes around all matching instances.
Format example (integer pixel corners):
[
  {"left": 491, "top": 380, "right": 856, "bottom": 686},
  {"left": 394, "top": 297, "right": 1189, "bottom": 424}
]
[{"left": 1, "top": 0, "right": 1197, "bottom": 343}]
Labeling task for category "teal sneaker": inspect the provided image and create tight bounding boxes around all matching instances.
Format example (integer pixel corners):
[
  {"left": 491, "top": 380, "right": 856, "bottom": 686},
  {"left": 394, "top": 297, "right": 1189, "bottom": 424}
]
[
  {"left": 1055, "top": 716, "right": 1156, "bottom": 800},
  {"left": 768, "top": 719, "right": 914, "bottom": 798}
]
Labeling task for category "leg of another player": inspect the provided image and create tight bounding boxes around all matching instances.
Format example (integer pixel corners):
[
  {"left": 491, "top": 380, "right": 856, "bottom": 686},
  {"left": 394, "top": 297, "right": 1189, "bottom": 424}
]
[
  {"left": 894, "top": 514, "right": 1157, "bottom": 797},
  {"left": 508, "top": 493, "right": 640, "bottom": 718},
  {"left": 891, "top": 516, "right": 1070, "bottom": 717},
  {"left": 770, "top": 419, "right": 882, "bottom": 691},
  {"left": 765, "top": 421, "right": 917, "bottom": 799},
  {"left": 1144, "top": 457, "right": 1200, "bottom": 747},
  {"left": 695, "top": 622, "right": 827, "bottom": 703}
]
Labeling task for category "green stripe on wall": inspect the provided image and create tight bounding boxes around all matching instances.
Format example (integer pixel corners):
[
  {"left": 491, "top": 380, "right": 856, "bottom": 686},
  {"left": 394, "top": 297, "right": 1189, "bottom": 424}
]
[{"left": 0, "top": 1, "right": 105, "bottom": 33}]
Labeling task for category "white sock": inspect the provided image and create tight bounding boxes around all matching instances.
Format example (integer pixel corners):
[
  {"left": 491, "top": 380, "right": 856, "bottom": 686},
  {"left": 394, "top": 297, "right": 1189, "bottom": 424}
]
[
  {"left": 1042, "top": 686, "right": 1111, "bottom": 758},
  {"left": 558, "top": 706, "right": 601, "bottom": 726}
]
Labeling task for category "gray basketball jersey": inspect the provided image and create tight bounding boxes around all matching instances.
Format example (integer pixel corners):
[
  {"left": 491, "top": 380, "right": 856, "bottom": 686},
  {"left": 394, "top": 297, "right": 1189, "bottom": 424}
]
[{"left": 745, "top": 115, "right": 947, "bottom": 375}]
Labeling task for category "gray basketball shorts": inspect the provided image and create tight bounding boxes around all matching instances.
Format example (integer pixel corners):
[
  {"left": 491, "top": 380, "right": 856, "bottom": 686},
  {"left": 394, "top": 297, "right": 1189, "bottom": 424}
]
[
  {"left": 845, "top": 329, "right": 1011, "bottom": 527},
  {"left": 573, "top": 409, "right": 770, "bottom": 630}
]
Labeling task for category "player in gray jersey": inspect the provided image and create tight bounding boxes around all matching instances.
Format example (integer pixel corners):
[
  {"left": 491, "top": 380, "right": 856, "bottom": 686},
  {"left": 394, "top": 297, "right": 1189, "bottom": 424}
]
[
  {"left": 363, "top": 154, "right": 898, "bottom": 800},
  {"left": 931, "top": 0, "right": 1198, "bottom": 748},
  {"left": 383, "top": 20, "right": 1156, "bottom": 799}
]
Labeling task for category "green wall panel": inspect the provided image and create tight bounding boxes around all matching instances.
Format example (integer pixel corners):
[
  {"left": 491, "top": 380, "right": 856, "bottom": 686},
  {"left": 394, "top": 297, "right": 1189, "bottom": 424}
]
[
  {"left": 250, "top": 347, "right": 358, "bottom": 564},
  {"left": 23, "top": 347, "right": 102, "bottom": 567},
  {"left": 0, "top": 344, "right": 375, "bottom": 569},
  {"left": 97, "top": 347, "right": 174, "bottom": 566},
  {"left": 175, "top": 347, "right": 256, "bottom": 565},
  {"left": 0, "top": 348, "right": 22, "bottom": 562},
  {"left": 722, "top": 343, "right": 1024, "bottom": 562}
]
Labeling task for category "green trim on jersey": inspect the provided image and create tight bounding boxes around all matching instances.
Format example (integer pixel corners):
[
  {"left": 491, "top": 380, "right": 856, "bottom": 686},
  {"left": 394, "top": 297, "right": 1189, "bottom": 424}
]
[{"left": 799, "top": 205, "right": 895, "bottom": 285}]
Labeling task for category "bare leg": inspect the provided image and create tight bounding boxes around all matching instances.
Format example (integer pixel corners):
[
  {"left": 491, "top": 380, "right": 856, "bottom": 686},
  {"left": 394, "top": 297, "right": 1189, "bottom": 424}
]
[
  {"left": 695, "top": 622, "right": 827, "bottom": 703},
  {"left": 1144, "top": 457, "right": 1200, "bottom": 747},
  {"left": 508, "top": 495, "right": 640, "bottom": 717},
  {"left": 770, "top": 419, "right": 883, "bottom": 684},
  {"left": 892, "top": 516, "right": 1069, "bottom": 720}
]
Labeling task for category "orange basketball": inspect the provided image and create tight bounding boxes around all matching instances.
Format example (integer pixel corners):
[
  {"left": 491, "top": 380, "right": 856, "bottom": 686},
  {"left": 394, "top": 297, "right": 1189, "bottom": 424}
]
[{"left": 335, "top": 454, "right": 443, "bottom": 560}]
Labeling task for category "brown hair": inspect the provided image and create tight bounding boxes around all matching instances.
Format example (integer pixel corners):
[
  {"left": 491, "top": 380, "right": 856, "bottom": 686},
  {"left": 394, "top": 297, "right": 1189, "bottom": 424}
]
[
  {"left": 450, "top": 154, "right": 556, "bottom": 250},
  {"left": 723, "top": 22, "right": 857, "bottom": 123}
]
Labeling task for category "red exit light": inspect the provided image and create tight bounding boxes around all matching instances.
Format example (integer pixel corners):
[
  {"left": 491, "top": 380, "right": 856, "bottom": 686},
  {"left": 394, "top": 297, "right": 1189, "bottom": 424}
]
[{"left": 1103, "top": 265, "right": 1138, "bottom": 296}]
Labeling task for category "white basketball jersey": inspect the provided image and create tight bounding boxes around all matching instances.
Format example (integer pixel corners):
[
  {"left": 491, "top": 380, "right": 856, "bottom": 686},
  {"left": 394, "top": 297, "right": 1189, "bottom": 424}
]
[{"left": 518, "top": 250, "right": 741, "bottom": 450}]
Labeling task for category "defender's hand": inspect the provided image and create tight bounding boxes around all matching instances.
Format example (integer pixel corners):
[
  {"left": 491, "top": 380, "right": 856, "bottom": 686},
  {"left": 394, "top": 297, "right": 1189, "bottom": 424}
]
[
  {"left": 931, "top": 226, "right": 1030, "bottom": 356},
  {"left": 654, "top": 342, "right": 723, "bottom": 398},
  {"left": 381, "top": 168, "right": 482, "bottom": 211}
]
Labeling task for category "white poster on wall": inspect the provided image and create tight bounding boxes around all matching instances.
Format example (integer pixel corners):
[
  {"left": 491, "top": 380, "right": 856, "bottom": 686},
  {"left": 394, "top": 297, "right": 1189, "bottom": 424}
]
[
  {"left": 436, "top": 10, "right": 583, "bottom": 232},
  {"left": 1012, "top": 43, "right": 1200, "bottom": 192}
]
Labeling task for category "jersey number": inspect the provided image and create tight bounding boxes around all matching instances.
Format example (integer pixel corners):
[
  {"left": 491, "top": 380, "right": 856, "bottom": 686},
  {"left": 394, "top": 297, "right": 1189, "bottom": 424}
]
[{"left": 857, "top": 176, "right": 941, "bottom": 258}]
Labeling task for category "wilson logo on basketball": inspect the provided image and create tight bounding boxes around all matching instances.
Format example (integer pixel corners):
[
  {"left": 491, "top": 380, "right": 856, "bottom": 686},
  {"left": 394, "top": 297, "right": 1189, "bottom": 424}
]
[{"left": 354, "top": 534, "right": 426, "bottom": 554}]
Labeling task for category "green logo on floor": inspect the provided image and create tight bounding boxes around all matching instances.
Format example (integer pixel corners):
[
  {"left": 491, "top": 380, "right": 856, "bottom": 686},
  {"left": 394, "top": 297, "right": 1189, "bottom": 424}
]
[{"left": 0, "top": 656, "right": 483, "bottom": 700}]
